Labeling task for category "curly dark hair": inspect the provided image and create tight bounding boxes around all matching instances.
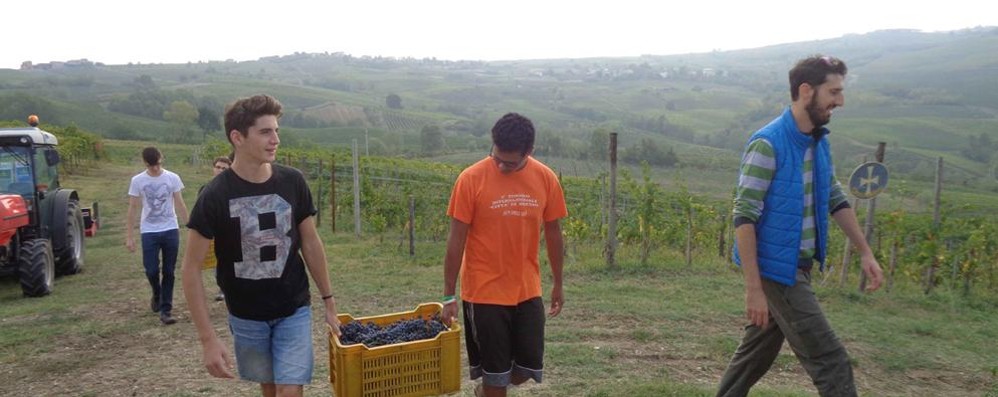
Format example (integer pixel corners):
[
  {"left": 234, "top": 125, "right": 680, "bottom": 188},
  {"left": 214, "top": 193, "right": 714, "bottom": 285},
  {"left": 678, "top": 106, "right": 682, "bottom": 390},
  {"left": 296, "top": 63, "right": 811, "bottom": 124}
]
[
  {"left": 789, "top": 55, "right": 848, "bottom": 101},
  {"left": 212, "top": 156, "right": 232, "bottom": 166},
  {"left": 223, "top": 95, "right": 283, "bottom": 144},
  {"left": 491, "top": 113, "right": 535, "bottom": 155}
]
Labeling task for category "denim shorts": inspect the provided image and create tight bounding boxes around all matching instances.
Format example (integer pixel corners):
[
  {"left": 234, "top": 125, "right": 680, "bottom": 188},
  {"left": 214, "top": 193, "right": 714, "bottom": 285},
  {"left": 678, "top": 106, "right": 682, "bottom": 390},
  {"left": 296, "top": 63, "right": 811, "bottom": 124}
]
[{"left": 228, "top": 305, "right": 313, "bottom": 384}]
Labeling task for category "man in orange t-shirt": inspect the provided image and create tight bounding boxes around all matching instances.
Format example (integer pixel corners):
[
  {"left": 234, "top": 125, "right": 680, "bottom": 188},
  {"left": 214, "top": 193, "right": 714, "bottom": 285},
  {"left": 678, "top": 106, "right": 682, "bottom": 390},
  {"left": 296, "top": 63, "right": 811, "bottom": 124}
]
[{"left": 442, "top": 113, "right": 567, "bottom": 397}]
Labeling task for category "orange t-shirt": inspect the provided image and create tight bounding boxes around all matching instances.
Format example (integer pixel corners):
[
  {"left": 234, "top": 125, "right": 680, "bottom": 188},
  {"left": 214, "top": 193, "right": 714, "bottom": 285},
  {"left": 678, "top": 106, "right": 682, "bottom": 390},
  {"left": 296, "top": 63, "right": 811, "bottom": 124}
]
[{"left": 447, "top": 156, "right": 567, "bottom": 306}]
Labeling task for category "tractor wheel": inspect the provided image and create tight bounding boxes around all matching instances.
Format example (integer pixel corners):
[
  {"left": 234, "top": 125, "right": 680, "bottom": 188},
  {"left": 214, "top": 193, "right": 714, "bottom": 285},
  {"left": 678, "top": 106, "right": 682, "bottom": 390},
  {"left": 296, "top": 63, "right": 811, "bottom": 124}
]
[
  {"left": 56, "top": 200, "right": 85, "bottom": 275},
  {"left": 19, "top": 239, "right": 55, "bottom": 297}
]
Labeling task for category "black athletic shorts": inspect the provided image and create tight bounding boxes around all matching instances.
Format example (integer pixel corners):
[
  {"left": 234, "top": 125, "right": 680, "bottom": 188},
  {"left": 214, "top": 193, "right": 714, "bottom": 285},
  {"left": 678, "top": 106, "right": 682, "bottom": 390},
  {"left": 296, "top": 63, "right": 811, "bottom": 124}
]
[{"left": 462, "top": 297, "right": 545, "bottom": 387}]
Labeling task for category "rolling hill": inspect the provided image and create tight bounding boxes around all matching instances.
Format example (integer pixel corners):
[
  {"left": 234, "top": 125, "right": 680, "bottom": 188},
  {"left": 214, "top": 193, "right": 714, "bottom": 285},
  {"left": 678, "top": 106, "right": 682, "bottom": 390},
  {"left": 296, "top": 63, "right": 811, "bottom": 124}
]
[{"left": 2, "top": 27, "right": 996, "bottom": 202}]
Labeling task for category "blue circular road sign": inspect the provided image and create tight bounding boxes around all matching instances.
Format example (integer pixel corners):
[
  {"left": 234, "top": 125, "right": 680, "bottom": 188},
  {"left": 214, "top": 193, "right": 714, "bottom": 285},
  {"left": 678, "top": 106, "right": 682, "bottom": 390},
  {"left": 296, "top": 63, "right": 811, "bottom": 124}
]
[{"left": 848, "top": 162, "right": 889, "bottom": 199}]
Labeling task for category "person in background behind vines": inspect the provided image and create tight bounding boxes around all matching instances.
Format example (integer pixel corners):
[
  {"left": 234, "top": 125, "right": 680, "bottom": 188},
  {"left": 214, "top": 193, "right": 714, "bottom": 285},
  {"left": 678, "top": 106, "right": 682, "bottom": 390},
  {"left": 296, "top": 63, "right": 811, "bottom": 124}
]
[
  {"left": 716, "top": 55, "right": 884, "bottom": 397},
  {"left": 442, "top": 112, "right": 567, "bottom": 397},
  {"left": 198, "top": 155, "right": 231, "bottom": 302}
]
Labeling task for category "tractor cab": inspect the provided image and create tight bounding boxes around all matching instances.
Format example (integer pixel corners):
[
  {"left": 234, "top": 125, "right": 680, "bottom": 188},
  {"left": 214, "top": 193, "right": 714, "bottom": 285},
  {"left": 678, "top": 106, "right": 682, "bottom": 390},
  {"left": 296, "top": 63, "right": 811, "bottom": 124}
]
[
  {"left": 0, "top": 127, "right": 60, "bottom": 201},
  {"left": 0, "top": 116, "right": 98, "bottom": 297}
]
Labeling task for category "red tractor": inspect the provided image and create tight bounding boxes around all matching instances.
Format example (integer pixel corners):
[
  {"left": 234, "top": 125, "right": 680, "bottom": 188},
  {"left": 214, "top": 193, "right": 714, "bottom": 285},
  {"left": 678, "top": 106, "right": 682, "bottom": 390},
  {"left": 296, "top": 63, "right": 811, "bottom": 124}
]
[{"left": 0, "top": 116, "right": 98, "bottom": 297}]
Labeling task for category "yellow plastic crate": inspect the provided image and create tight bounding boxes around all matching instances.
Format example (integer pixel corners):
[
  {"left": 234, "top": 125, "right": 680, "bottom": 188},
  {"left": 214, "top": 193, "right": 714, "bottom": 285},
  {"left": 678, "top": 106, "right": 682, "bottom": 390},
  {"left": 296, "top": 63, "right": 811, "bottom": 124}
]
[
  {"left": 201, "top": 240, "right": 216, "bottom": 269},
  {"left": 329, "top": 303, "right": 461, "bottom": 397}
]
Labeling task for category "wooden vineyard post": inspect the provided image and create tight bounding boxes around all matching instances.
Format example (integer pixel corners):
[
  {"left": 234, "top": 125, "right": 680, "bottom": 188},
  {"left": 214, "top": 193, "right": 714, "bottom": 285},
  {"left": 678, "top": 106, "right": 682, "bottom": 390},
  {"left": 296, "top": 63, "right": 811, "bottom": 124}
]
[
  {"left": 409, "top": 196, "right": 416, "bottom": 257},
  {"left": 606, "top": 132, "right": 618, "bottom": 270},
  {"left": 353, "top": 140, "right": 361, "bottom": 237},
  {"left": 859, "top": 142, "right": 886, "bottom": 292}
]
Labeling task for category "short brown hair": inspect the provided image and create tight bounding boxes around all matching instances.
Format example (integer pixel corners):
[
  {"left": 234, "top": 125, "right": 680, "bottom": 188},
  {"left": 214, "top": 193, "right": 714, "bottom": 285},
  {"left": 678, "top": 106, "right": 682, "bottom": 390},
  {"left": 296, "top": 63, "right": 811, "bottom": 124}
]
[
  {"left": 141, "top": 147, "right": 161, "bottom": 166},
  {"left": 212, "top": 156, "right": 231, "bottom": 166},
  {"left": 223, "top": 95, "right": 283, "bottom": 144},
  {"left": 789, "top": 55, "right": 848, "bottom": 101}
]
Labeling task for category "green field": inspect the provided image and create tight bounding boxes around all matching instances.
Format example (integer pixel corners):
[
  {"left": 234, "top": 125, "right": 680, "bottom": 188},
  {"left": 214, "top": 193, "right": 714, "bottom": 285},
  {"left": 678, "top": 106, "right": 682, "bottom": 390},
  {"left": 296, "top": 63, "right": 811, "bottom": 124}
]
[
  {"left": 0, "top": 140, "right": 996, "bottom": 396},
  {"left": 2, "top": 28, "right": 997, "bottom": 396}
]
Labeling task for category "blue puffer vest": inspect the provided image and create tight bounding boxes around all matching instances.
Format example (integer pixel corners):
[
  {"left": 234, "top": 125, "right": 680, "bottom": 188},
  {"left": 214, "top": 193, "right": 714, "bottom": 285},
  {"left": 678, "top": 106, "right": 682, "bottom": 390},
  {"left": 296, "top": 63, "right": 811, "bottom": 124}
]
[{"left": 733, "top": 107, "right": 832, "bottom": 286}]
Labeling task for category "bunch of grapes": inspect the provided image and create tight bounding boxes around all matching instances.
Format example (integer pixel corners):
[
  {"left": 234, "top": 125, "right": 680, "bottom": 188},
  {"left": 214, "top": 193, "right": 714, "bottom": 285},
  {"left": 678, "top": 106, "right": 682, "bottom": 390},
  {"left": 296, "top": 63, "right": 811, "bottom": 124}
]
[{"left": 339, "top": 316, "right": 449, "bottom": 347}]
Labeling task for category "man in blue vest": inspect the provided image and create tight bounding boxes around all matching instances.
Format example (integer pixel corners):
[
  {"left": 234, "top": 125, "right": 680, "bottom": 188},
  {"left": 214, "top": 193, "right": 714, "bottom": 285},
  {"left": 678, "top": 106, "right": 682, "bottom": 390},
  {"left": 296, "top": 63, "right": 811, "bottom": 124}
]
[{"left": 717, "top": 55, "right": 884, "bottom": 397}]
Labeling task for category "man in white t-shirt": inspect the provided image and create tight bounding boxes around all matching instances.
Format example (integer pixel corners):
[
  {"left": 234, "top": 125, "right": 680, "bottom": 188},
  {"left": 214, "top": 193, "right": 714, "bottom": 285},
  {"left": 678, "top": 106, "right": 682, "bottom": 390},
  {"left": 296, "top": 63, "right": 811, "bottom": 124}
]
[{"left": 126, "top": 147, "right": 189, "bottom": 325}]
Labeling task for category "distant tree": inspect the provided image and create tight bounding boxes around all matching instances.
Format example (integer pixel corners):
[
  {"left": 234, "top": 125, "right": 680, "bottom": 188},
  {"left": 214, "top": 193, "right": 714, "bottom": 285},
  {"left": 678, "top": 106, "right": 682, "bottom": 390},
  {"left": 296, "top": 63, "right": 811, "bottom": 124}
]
[
  {"left": 283, "top": 112, "right": 331, "bottom": 129},
  {"left": 545, "top": 135, "right": 565, "bottom": 157},
  {"left": 386, "top": 94, "right": 403, "bottom": 109},
  {"left": 106, "top": 125, "right": 141, "bottom": 140},
  {"left": 58, "top": 75, "right": 95, "bottom": 87},
  {"left": 287, "top": 112, "right": 305, "bottom": 128},
  {"left": 470, "top": 116, "right": 491, "bottom": 137},
  {"left": 0, "top": 93, "right": 58, "bottom": 124},
  {"left": 164, "top": 100, "right": 198, "bottom": 125},
  {"left": 961, "top": 132, "right": 993, "bottom": 163},
  {"left": 584, "top": 129, "right": 610, "bottom": 160},
  {"left": 196, "top": 106, "right": 221, "bottom": 141},
  {"left": 366, "top": 137, "right": 389, "bottom": 156},
  {"left": 628, "top": 114, "right": 673, "bottom": 133},
  {"left": 625, "top": 138, "right": 678, "bottom": 167},
  {"left": 108, "top": 89, "right": 198, "bottom": 120},
  {"left": 163, "top": 100, "right": 199, "bottom": 142},
  {"left": 557, "top": 105, "right": 605, "bottom": 122},
  {"left": 420, "top": 124, "right": 444, "bottom": 155},
  {"left": 134, "top": 75, "right": 156, "bottom": 91}
]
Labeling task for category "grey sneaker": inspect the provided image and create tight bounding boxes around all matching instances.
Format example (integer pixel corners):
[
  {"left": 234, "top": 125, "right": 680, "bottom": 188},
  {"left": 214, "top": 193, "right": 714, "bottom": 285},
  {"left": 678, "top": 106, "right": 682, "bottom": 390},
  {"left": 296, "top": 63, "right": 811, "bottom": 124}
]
[{"left": 160, "top": 312, "right": 177, "bottom": 325}]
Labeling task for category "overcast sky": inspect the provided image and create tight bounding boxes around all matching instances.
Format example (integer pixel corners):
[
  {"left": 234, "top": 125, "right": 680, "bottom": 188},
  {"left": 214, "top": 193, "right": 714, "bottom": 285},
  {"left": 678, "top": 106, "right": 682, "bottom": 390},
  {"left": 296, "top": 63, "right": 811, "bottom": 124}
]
[{"left": 4, "top": 0, "right": 996, "bottom": 69}]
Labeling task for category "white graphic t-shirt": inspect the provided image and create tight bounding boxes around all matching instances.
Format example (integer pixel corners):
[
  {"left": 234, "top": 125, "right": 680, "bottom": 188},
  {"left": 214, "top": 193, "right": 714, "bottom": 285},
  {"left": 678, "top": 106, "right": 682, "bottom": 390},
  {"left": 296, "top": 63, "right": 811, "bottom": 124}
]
[{"left": 128, "top": 169, "right": 185, "bottom": 233}]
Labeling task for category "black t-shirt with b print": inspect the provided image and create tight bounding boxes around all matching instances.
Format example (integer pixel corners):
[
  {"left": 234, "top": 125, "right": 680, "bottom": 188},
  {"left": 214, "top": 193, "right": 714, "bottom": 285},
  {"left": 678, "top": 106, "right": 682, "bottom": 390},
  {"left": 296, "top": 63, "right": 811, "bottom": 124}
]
[{"left": 188, "top": 164, "right": 316, "bottom": 321}]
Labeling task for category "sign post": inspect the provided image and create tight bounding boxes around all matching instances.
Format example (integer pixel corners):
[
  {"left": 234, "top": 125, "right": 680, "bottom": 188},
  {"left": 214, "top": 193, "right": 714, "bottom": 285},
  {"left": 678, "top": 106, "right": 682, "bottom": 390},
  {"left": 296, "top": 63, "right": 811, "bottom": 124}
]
[{"left": 848, "top": 143, "right": 889, "bottom": 291}]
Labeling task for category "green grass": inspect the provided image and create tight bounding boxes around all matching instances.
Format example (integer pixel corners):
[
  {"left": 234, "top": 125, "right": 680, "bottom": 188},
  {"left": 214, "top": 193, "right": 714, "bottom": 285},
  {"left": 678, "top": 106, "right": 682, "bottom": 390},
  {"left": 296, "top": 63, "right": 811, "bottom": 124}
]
[
  {"left": 3, "top": 29, "right": 997, "bottom": 395},
  {"left": 1, "top": 142, "right": 997, "bottom": 396}
]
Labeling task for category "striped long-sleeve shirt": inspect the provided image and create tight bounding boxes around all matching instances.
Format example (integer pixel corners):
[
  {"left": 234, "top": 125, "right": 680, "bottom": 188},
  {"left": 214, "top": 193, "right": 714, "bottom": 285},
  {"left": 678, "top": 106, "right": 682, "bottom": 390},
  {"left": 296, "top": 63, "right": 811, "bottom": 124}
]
[{"left": 733, "top": 138, "right": 850, "bottom": 260}]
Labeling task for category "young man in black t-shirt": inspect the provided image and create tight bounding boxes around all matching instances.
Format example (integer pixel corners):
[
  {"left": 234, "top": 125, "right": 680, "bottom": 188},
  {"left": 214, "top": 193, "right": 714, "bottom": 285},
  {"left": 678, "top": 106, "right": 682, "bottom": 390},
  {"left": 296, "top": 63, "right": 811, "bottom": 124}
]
[{"left": 181, "top": 95, "right": 340, "bottom": 397}]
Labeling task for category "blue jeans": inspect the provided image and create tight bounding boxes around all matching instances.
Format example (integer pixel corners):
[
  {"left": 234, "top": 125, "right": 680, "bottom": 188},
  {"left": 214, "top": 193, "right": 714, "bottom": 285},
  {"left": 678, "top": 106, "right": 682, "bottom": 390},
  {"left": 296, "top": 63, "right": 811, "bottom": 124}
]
[
  {"left": 141, "top": 229, "right": 179, "bottom": 314},
  {"left": 228, "top": 305, "right": 314, "bottom": 384}
]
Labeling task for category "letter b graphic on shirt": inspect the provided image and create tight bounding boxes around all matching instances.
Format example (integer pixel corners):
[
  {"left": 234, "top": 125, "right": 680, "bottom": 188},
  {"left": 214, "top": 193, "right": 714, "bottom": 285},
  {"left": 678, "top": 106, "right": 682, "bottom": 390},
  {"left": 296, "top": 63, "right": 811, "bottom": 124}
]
[{"left": 229, "top": 194, "right": 292, "bottom": 280}]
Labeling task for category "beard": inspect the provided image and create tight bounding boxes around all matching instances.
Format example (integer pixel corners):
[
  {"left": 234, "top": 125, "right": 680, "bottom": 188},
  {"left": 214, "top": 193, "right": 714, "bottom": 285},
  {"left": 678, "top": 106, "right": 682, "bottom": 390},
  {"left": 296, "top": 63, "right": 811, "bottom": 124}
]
[{"left": 806, "top": 95, "right": 832, "bottom": 130}]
